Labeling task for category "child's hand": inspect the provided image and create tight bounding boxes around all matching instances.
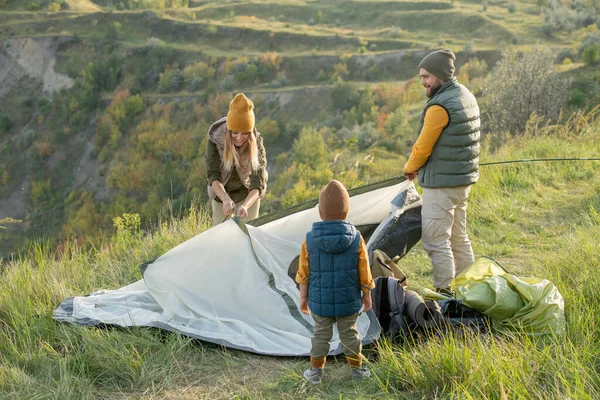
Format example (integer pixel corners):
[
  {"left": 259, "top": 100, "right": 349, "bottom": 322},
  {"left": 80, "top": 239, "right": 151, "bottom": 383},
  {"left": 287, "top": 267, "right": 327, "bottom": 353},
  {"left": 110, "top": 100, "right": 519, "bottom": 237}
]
[
  {"left": 362, "top": 292, "right": 372, "bottom": 312},
  {"left": 300, "top": 297, "right": 310, "bottom": 315}
]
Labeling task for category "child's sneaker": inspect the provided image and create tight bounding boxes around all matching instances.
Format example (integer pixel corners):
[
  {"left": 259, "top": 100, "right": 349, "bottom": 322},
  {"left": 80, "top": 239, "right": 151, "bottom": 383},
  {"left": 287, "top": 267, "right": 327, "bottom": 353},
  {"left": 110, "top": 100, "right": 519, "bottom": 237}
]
[
  {"left": 350, "top": 366, "right": 371, "bottom": 380},
  {"left": 303, "top": 367, "right": 323, "bottom": 384}
]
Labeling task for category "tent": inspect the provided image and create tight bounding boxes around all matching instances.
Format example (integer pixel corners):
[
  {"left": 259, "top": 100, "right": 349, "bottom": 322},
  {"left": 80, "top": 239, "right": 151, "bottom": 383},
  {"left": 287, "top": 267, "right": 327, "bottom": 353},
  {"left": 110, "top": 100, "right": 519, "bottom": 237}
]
[{"left": 53, "top": 178, "right": 422, "bottom": 356}]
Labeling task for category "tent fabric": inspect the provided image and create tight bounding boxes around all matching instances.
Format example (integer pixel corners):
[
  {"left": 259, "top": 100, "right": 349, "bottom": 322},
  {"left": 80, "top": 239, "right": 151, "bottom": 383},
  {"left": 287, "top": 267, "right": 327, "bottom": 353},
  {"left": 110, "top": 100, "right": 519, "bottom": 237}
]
[
  {"left": 451, "top": 257, "right": 565, "bottom": 336},
  {"left": 54, "top": 179, "right": 421, "bottom": 356}
]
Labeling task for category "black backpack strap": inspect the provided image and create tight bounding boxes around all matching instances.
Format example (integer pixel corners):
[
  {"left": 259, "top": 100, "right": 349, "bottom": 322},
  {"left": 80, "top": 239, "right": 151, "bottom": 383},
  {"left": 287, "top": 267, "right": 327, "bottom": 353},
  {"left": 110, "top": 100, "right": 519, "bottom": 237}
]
[{"left": 386, "top": 278, "right": 408, "bottom": 336}]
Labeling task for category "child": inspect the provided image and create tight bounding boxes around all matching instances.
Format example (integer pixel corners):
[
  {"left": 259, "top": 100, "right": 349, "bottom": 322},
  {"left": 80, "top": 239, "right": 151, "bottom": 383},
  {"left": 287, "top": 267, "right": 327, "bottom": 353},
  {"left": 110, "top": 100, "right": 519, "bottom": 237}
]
[{"left": 296, "top": 180, "right": 375, "bottom": 384}]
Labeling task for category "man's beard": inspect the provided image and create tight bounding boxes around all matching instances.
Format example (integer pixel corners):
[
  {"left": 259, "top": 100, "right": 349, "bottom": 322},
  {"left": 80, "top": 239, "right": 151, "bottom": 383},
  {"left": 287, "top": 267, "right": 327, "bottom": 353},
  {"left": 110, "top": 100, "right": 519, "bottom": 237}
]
[{"left": 427, "top": 82, "right": 443, "bottom": 98}]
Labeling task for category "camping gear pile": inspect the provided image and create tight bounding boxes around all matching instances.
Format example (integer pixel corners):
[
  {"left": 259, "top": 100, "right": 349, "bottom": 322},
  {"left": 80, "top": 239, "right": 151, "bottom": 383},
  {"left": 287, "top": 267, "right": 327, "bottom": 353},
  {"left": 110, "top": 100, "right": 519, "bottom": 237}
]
[{"left": 370, "top": 255, "right": 565, "bottom": 341}]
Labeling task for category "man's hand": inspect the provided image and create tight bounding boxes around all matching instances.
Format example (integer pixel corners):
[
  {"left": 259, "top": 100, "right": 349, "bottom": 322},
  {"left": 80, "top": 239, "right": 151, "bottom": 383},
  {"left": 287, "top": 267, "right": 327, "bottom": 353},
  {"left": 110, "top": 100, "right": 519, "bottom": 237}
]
[
  {"left": 361, "top": 292, "right": 372, "bottom": 312},
  {"left": 404, "top": 172, "right": 417, "bottom": 181},
  {"left": 300, "top": 297, "right": 310, "bottom": 315}
]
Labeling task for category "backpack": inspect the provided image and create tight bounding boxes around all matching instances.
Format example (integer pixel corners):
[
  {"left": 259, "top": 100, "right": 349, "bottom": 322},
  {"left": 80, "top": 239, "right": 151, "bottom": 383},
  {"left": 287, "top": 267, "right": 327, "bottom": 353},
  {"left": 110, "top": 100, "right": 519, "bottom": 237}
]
[
  {"left": 371, "top": 276, "right": 408, "bottom": 338},
  {"left": 370, "top": 249, "right": 408, "bottom": 287}
]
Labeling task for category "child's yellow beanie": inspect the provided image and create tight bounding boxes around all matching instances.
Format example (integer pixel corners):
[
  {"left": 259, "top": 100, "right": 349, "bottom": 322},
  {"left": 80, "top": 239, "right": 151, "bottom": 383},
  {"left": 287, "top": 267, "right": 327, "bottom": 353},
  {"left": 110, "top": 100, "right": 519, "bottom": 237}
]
[
  {"left": 319, "top": 180, "right": 350, "bottom": 221},
  {"left": 226, "top": 93, "right": 255, "bottom": 132}
]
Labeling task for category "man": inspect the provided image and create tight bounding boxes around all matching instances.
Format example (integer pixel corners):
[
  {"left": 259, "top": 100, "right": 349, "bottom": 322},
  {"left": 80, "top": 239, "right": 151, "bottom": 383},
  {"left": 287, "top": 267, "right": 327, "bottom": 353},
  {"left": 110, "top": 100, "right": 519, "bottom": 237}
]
[{"left": 403, "top": 49, "right": 480, "bottom": 294}]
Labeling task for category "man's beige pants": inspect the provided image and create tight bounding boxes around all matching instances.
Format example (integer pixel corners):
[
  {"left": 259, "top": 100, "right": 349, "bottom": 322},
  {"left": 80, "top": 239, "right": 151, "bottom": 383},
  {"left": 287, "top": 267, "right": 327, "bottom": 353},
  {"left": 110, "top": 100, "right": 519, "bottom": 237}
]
[
  {"left": 211, "top": 199, "right": 260, "bottom": 226},
  {"left": 421, "top": 185, "right": 475, "bottom": 289}
]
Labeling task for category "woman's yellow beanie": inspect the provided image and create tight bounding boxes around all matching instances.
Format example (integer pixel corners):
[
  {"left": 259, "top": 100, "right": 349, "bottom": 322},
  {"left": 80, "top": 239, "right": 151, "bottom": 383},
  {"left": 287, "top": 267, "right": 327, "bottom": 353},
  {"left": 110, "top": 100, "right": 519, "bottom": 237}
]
[{"left": 226, "top": 93, "right": 255, "bottom": 132}]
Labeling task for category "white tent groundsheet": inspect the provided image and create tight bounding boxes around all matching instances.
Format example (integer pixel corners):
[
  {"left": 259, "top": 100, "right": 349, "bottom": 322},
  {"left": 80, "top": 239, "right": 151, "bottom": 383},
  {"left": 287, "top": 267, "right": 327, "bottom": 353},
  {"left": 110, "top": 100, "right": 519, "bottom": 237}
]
[{"left": 54, "top": 179, "right": 421, "bottom": 356}]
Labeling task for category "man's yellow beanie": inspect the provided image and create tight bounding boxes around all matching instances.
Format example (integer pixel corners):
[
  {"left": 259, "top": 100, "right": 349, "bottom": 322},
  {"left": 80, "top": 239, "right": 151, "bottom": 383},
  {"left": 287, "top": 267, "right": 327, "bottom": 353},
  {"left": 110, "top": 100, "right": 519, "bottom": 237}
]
[{"left": 226, "top": 93, "right": 255, "bottom": 132}]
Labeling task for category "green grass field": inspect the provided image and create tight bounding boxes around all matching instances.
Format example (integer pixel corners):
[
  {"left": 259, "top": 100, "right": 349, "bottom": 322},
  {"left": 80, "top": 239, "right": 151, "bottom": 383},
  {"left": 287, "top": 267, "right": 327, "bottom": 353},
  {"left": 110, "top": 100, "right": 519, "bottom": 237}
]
[
  {"left": 1, "top": 0, "right": 599, "bottom": 395},
  {"left": 1, "top": 108, "right": 599, "bottom": 399}
]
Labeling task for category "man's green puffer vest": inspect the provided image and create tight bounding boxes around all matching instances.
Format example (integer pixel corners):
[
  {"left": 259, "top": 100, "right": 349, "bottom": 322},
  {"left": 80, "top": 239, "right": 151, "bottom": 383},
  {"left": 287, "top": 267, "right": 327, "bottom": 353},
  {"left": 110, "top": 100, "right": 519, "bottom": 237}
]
[{"left": 417, "top": 77, "right": 480, "bottom": 188}]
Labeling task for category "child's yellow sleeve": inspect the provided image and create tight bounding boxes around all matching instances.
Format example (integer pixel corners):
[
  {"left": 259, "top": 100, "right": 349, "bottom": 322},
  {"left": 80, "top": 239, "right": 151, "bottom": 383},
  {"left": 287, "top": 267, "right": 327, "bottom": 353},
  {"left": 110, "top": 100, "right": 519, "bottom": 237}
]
[
  {"left": 357, "top": 236, "right": 374, "bottom": 292},
  {"left": 295, "top": 239, "right": 310, "bottom": 285}
]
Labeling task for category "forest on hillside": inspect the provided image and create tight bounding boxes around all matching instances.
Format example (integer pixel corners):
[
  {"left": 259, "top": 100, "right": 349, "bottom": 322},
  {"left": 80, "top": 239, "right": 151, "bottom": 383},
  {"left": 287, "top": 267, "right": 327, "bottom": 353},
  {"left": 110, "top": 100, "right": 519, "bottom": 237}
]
[{"left": 0, "top": 0, "right": 599, "bottom": 257}]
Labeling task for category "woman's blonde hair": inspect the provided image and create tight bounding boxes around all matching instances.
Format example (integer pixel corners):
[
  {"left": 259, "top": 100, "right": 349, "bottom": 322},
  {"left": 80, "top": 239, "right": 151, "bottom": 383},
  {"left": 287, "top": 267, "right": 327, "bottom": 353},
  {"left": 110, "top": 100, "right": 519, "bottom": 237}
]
[{"left": 222, "top": 129, "right": 259, "bottom": 172}]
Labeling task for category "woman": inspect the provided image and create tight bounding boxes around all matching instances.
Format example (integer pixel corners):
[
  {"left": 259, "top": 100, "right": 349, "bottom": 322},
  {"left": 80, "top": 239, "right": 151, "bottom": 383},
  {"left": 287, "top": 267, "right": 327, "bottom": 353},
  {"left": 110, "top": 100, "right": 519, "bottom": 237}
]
[{"left": 205, "top": 93, "right": 268, "bottom": 225}]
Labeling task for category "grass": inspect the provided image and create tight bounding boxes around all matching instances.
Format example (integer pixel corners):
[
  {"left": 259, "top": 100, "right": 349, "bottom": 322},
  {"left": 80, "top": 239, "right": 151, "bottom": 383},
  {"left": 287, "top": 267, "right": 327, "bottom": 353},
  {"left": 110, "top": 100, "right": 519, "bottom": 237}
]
[
  {"left": 1, "top": 0, "right": 599, "bottom": 395},
  {"left": 1, "top": 109, "right": 600, "bottom": 398}
]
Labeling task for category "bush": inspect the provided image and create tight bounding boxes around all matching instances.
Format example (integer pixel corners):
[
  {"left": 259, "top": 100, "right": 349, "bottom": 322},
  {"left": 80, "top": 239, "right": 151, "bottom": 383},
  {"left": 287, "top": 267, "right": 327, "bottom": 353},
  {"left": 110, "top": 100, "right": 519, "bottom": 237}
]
[
  {"left": 27, "top": 1, "right": 41, "bottom": 11},
  {"left": 484, "top": 46, "right": 570, "bottom": 134},
  {"left": 568, "top": 88, "right": 587, "bottom": 108},
  {"left": 157, "top": 64, "right": 183, "bottom": 93},
  {"left": 508, "top": 2, "right": 517, "bottom": 13},
  {"left": 124, "top": 95, "right": 145, "bottom": 117},
  {"left": 581, "top": 44, "right": 600, "bottom": 65},
  {"left": 218, "top": 74, "right": 236, "bottom": 91},
  {"left": 541, "top": 0, "right": 598, "bottom": 36},
  {"left": 331, "top": 81, "right": 361, "bottom": 112},
  {"left": 0, "top": 115, "right": 12, "bottom": 134},
  {"left": 579, "top": 34, "right": 600, "bottom": 65},
  {"left": 556, "top": 48, "right": 576, "bottom": 63},
  {"left": 459, "top": 58, "right": 489, "bottom": 81}
]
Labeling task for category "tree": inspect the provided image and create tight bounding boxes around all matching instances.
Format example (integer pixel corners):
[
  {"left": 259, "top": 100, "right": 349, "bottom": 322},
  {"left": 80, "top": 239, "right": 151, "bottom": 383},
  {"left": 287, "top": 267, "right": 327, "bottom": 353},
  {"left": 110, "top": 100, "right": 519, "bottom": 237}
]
[
  {"left": 484, "top": 47, "right": 570, "bottom": 134},
  {"left": 293, "top": 127, "right": 329, "bottom": 170},
  {"left": 257, "top": 117, "right": 280, "bottom": 146}
]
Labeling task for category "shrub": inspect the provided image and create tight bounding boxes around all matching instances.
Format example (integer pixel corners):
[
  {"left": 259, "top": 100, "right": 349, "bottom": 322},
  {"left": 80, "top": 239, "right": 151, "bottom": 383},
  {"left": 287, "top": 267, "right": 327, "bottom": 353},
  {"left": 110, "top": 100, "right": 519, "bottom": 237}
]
[
  {"left": 508, "top": 2, "right": 517, "bottom": 13},
  {"left": 27, "top": 1, "right": 41, "bottom": 11},
  {"left": 541, "top": 0, "right": 598, "bottom": 37},
  {"left": 389, "top": 26, "right": 403, "bottom": 38},
  {"left": 331, "top": 81, "right": 361, "bottom": 112},
  {"left": 218, "top": 74, "right": 236, "bottom": 91},
  {"left": 581, "top": 44, "right": 600, "bottom": 65},
  {"left": 484, "top": 46, "right": 571, "bottom": 134},
  {"left": 556, "top": 48, "right": 576, "bottom": 63},
  {"left": 157, "top": 64, "right": 183, "bottom": 93},
  {"left": 0, "top": 115, "right": 12, "bottom": 134},
  {"left": 124, "top": 95, "right": 145, "bottom": 117},
  {"left": 579, "top": 34, "right": 600, "bottom": 65},
  {"left": 568, "top": 89, "right": 587, "bottom": 108},
  {"left": 146, "top": 37, "right": 165, "bottom": 47},
  {"left": 458, "top": 57, "right": 489, "bottom": 82}
]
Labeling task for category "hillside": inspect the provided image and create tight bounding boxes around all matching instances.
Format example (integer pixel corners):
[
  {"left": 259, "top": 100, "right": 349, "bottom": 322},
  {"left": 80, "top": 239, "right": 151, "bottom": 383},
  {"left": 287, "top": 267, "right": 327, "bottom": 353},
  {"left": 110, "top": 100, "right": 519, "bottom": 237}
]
[{"left": 0, "top": 0, "right": 599, "bottom": 256}]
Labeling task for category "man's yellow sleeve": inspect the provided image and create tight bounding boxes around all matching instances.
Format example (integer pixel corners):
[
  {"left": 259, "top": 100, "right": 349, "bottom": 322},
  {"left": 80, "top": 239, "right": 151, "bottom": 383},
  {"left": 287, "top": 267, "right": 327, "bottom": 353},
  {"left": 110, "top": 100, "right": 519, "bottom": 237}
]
[
  {"left": 403, "top": 105, "right": 449, "bottom": 174},
  {"left": 295, "top": 239, "right": 310, "bottom": 285}
]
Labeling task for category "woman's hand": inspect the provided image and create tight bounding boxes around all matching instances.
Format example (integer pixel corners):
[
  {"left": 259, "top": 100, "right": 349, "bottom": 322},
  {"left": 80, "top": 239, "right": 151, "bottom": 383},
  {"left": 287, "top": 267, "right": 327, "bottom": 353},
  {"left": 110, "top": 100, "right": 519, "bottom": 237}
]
[
  {"left": 222, "top": 198, "right": 235, "bottom": 216},
  {"left": 237, "top": 205, "right": 248, "bottom": 219}
]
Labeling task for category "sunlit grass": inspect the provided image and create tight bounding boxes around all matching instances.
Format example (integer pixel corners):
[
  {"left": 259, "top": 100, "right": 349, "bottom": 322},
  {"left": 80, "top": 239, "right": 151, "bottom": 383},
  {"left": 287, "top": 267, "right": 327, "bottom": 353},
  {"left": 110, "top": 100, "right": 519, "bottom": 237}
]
[{"left": 1, "top": 109, "right": 599, "bottom": 398}]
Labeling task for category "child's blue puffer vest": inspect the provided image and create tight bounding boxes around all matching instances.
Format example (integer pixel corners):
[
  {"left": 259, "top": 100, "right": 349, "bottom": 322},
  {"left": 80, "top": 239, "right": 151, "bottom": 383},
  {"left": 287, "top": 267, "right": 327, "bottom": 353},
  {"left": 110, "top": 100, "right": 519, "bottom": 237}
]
[{"left": 306, "top": 220, "right": 362, "bottom": 317}]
